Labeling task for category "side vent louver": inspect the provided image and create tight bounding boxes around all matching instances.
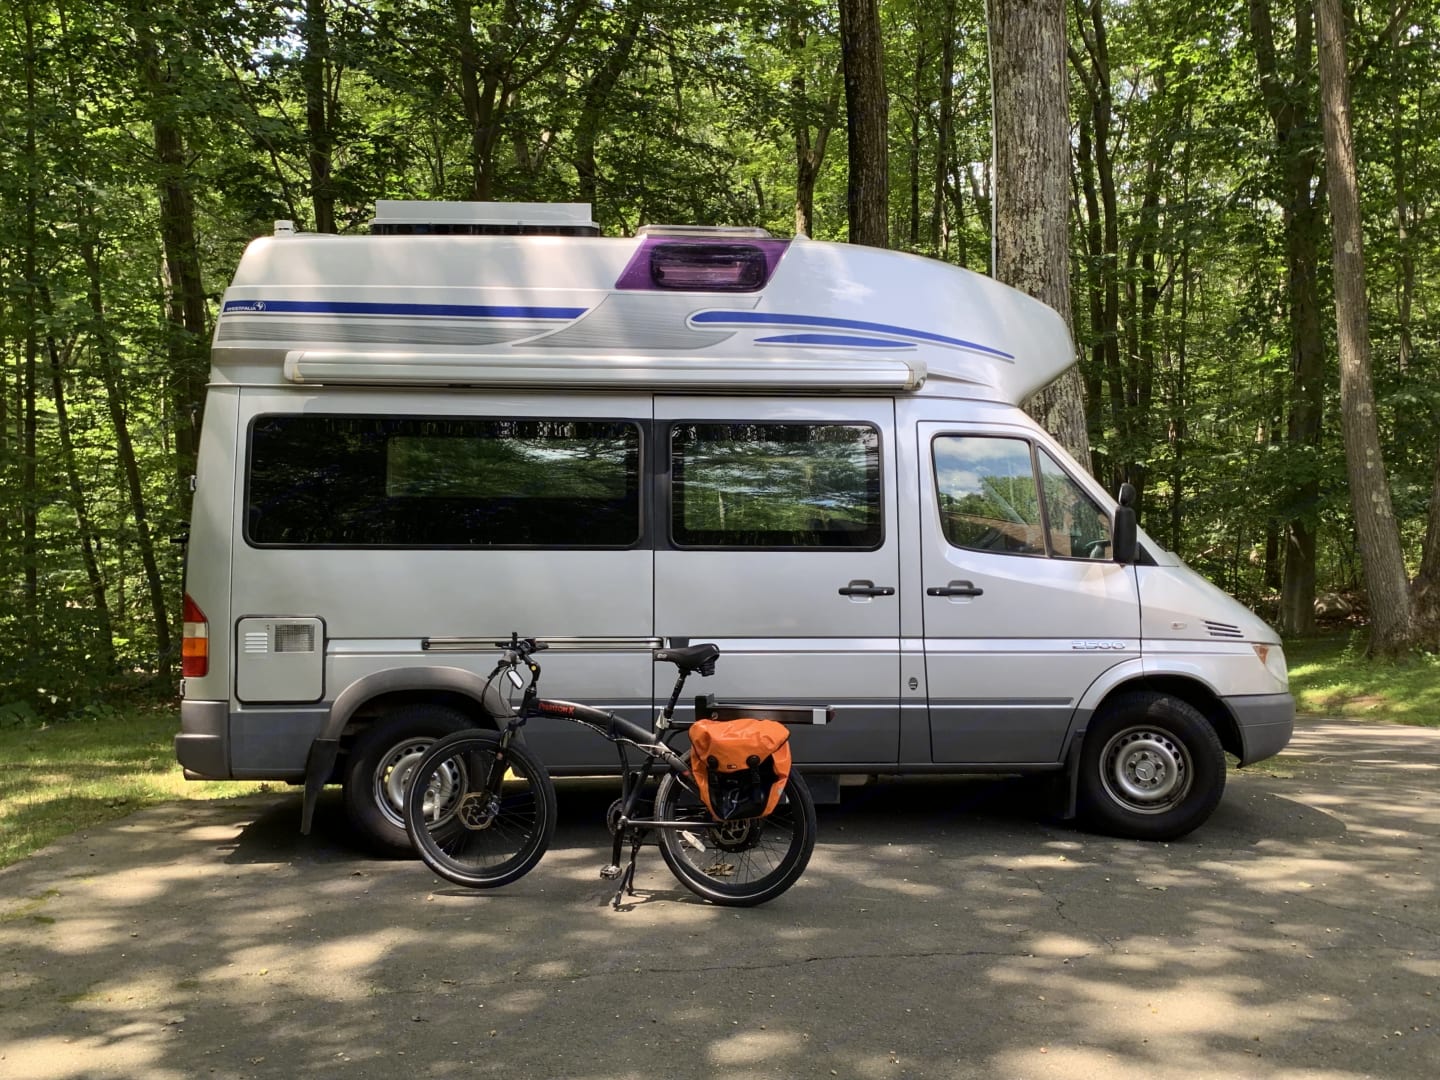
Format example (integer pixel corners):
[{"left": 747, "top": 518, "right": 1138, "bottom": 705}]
[
  {"left": 1204, "top": 620, "right": 1244, "bottom": 639},
  {"left": 243, "top": 631, "right": 269, "bottom": 654}
]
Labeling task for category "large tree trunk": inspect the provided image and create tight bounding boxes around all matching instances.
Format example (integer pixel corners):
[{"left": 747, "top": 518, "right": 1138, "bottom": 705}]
[
  {"left": 838, "top": 0, "right": 889, "bottom": 248},
  {"left": 1248, "top": 0, "right": 1325, "bottom": 635},
  {"left": 133, "top": 1, "right": 210, "bottom": 494},
  {"left": 1315, "top": 0, "right": 1412, "bottom": 655},
  {"left": 991, "top": 0, "right": 1091, "bottom": 469},
  {"left": 302, "top": 0, "right": 336, "bottom": 233}
]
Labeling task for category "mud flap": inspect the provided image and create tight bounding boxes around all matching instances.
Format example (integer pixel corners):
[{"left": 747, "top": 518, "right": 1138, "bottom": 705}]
[
  {"left": 1057, "top": 728, "right": 1085, "bottom": 820},
  {"left": 301, "top": 738, "right": 340, "bottom": 835}
]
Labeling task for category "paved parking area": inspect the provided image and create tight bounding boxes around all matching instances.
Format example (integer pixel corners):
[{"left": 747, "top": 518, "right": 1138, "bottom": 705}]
[{"left": 1, "top": 718, "right": 1437, "bottom": 1079}]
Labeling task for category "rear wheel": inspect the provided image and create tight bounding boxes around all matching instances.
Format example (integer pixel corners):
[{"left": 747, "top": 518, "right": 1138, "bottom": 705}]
[
  {"left": 1077, "top": 691, "right": 1226, "bottom": 841},
  {"left": 343, "top": 706, "right": 471, "bottom": 855},
  {"left": 404, "top": 731, "right": 556, "bottom": 889},
  {"left": 654, "top": 770, "right": 815, "bottom": 907}
]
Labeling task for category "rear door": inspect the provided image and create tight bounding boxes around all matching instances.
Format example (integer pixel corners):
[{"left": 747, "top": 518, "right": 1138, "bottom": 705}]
[
  {"left": 653, "top": 397, "right": 901, "bottom": 765},
  {"left": 914, "top": 420, "right": 1140, "bottom": 763}
]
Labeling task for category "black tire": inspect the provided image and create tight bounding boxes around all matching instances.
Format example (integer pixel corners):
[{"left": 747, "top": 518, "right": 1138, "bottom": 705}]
[
  {"left": 1077, "top": 691, "right": 1226, "bottom": 841},
  {"left": 653, "top": 769, "right": 816, "bottom": 907},
  {"left": 404, "top": 731, "right": 556, "bottom": 889},
  {"left": 342, "top": 706, "right": 472, "bottom": 855}
]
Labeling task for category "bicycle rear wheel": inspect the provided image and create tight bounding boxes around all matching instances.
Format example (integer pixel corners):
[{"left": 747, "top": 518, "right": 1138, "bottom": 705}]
[
  {"left": 403, "top": 730, "right": 556, "bottom": 889},
  {"left": 653, "top": 770, "right": 816, "bottom": 907}
]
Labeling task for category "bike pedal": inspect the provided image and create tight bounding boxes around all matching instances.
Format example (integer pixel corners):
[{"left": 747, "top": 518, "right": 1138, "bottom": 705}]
[{"left": 599, "top": 864, "right": 622, "bottom": 880}]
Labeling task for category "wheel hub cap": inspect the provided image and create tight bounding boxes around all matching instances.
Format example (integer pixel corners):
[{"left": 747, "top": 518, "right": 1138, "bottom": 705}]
[{"left": 1101, "top": 728, "right": 1191, "bottom": 813}]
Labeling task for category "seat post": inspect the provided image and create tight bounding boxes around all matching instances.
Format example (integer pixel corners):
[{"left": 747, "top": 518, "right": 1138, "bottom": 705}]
[{"left": 660, "top": 670, "right": 689, "bottom": 726}]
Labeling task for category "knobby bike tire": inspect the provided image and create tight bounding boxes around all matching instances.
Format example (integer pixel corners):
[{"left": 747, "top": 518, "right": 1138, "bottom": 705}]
[
  {"left": 403, "top": 730, "right": 557, "bottom": 889},
  {"left": 653, "top": 770, "right": 816, "bottom": 907}
]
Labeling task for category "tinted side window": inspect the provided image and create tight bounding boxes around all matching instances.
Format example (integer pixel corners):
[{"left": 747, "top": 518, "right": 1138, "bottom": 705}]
[
  {"left": 932, "top": 436, "right": 1045, "bottom": 555},
  {"left": 247, "top": 416, "right": 640, "bottom": 547},
  {"left": 671, "top": 422, "right": 882, "bottom": 549}
]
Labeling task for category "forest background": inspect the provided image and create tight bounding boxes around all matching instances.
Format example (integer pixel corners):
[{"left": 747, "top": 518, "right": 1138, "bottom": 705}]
[{"left": 1, "top": 0, "right": 1437, "bottom": 718}]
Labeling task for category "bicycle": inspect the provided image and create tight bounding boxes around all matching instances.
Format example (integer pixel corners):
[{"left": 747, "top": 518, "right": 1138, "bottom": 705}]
[{"left": 402, "top": 635, "right": 821, "bottom": 908}]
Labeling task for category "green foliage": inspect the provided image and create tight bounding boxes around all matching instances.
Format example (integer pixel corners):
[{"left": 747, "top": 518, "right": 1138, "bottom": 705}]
[
  {"left": 2, "top": 0, "right": 1439, "bottom": 712},
  {"left": 1286, "top": 632, "right": 1440, "bottom": 725}
]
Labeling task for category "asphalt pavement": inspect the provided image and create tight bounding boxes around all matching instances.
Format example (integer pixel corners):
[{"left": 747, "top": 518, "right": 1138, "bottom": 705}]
[{"left": 1, "top": 718, "right": 1437, "bottom": 1080}]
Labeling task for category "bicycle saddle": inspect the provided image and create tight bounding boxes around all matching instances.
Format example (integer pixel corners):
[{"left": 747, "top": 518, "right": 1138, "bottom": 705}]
[{"left": 654, "top": 643, "right": 720, "bottom": 674}]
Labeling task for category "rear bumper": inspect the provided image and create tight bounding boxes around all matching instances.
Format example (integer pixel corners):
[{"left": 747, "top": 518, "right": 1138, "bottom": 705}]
[
  {"left": 1225, "top": 692, "right": 1295, "bottom": 766},
  {"left": 175, "top": 699, "right": 230, "bottom": 779}
]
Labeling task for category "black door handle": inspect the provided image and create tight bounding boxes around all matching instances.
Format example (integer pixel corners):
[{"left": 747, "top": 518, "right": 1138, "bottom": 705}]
[
  {"left": 927, "top": 581, "right": 984, "bottom": 597},
  {"left": 839, "top": 580, "right": 896, "bottom": 597}
]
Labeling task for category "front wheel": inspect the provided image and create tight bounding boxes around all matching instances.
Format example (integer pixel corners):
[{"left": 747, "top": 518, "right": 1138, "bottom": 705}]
[
  {"left": 653, "top": 770, "right": 816, "bottom": 907},
  {"left": 1076, "top": 691, "right": 1226, "bottom": 841},
  {"left": 404, "top": 731, "right": 557, "bottom": 889}
]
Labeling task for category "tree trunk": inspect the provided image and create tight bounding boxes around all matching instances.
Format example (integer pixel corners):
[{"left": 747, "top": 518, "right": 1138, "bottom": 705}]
[
  {"left": 79, "top": 218, "right": 173, "bottom": 677},
  {"left": 1414, "top": 447, "right": 1440, "bottom": 647},
  {"left": 21, "top": 1, "right": 41, "bottom": 669},
  {"left": 991, "top": 0, "right": 1090, "bottom": 469},
  {"left": 792, "top": 42, "right": 842, "bottom": 240},
  {"left": 838, "top": 0, "right": 889, "bottom": 248},
  {"left": 931, "top": 0, "right": 956, "bottom": 256},
  {"left": 133, "top": 1, "right": 210, "bottom": 492},
  {"left": 576, "top": 3, "right": 645, "bottom": 210},
  {"left": 302, "top": 0, "right": 336, "bottom": 233},
  {"left": 1248, "top": 0, "right": 1325, "bottom": 635},
  {"left": 40, "top": 288, "right": 115, "bottom": 669},
  {"left": 1315, "top": 0, "right": 1412, "bottom": 655}
]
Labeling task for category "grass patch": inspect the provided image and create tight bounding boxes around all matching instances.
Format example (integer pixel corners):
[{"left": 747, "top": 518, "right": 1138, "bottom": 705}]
[
  {"left": 0, "top": 700, "right": 271, "bottom": 870},
  {"left": 1284, "top": 631, "right": 1440, "bottom": 726}
]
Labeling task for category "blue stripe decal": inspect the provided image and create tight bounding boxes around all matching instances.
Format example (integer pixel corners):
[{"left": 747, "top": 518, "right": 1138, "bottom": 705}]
[
  {"left": 693, "top": 310, "right": 1014, "bottom": 359},
  {"left": 221, "top": 300, "right": 585, "bottom": 319},
  {"left": 755, "top": 333, "right": 916, "bottom": 350}
]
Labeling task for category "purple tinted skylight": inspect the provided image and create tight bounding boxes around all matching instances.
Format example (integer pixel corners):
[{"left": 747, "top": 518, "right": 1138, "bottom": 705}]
[{"left": 615, "top": 236, "right": 790, "bottom": 291}]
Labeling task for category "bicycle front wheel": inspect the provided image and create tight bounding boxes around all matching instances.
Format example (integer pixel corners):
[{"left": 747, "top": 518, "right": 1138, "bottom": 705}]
[
  {"left": 403, "top": 730, "right": 556, "bottom": 889},
  {"left": 653, "top": 770, "right": 816, "bottom": 907}
]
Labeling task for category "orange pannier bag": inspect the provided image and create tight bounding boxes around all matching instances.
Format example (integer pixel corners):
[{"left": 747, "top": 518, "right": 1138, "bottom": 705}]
[{"left": 688, "top": 718, "right": 792, "bottom": 821}]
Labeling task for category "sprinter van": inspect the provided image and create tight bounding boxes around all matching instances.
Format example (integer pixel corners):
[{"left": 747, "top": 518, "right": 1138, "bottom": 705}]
[{"left": 177, "top": 200, "right": 1294, "bottom": 853}]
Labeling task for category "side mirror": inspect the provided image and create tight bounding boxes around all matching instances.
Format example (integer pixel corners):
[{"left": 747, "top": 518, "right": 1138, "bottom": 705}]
[{"left": 1112, "top": 483, "right": 1138, "bottom": 564}]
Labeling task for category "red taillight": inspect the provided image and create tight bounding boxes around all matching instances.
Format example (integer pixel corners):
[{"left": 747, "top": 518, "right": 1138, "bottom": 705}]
[{"left": 182, "top": 593, "right": 209, "bottom": 677}]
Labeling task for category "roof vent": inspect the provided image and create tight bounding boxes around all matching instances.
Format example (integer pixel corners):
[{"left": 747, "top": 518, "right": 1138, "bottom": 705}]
[{"left": 369, "top": 200, "right": 599, "bottom": 236}]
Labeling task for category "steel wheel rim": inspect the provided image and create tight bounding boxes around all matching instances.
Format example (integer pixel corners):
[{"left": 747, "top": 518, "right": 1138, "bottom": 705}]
[
  {"left": 375, "top": 738, "right": 435, "bottom": 828},
  {"left": 1099, "top": 726, "right": 1192, "bottom": 814}
]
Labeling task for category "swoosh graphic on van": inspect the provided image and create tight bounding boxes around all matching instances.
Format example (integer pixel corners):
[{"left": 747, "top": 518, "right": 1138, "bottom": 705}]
[
  {"left": 754, "top": 333, "right": 916, "bottom": 350},
  {"left": 691, "top": 310, "right": 1014, "bottom": 360},
  {"left": 221, "top": 300, "right": 586, "bottom": 319}
]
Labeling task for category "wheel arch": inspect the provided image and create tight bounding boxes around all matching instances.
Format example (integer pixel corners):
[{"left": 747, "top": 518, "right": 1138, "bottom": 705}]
[
  {"left": 1076, "top": 664, "right": 1241, "bottom": 760},
  {"left": 299, "top": 666, "right": 509, "bottom": 835}
]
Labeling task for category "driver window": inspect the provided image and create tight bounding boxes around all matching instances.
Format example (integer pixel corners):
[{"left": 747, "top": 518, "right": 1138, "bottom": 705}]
[
  {"left": 1038, "top": 449, "right": 1112, "bottom": 559},
  {"left": 932, "top": 436, "right": 1045, "bottom": 555}
]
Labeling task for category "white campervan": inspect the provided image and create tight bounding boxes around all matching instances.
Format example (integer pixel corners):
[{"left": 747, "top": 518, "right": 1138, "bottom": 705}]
[{"left": 177, "top": 201, "right": 1293, "bottom": 853}]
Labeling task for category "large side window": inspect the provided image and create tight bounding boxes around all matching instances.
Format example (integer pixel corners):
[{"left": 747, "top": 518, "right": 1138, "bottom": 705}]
[
  {"left": 670, "top": 422, "right": 882, "bottom": 549},
  {"left": 933, "top": 435, "right": 1112, "bottom": 560},
  {"left": 247, "top": 415, "right": 641, "bottom": 547}
]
